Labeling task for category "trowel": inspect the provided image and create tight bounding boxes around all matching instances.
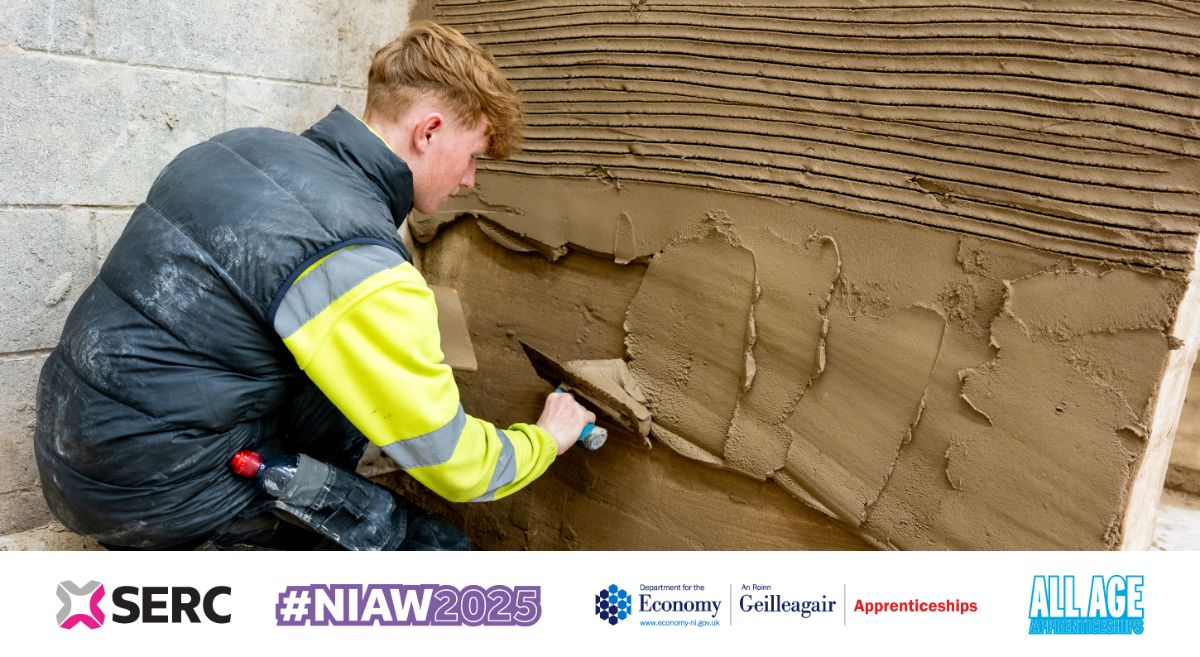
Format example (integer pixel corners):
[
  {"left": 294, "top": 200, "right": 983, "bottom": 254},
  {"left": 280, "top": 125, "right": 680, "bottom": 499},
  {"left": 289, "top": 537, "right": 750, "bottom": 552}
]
[{"left": 519, "top": 340, "right": 653, "bottom": 450}]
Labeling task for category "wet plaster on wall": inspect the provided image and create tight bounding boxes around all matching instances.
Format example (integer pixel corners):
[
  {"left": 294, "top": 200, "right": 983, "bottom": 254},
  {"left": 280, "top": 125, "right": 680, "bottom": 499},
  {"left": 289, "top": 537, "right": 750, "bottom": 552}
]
[
  {"left": 862, "top": 250, "right": 1182, "bottom": 549},
  {"left": 722, "top": 227, "right": 840, "bottom": 480},
  {"left": 411, "top": 0, "right": 1200, "bottom": 549},
  {"left": 416, "top": 175, "right": 1188, "bottom": 549},
  {"left": 624, "top": 216, "right": 755, "bottom": 462},
  {"left": 782, "top": 304, "right": 946, "bottom": 527},
  {"left": 949, "top": 268, "right": 1177, "bottom": 548},
  {"left": 403, "top": 218, "right": 868, "bottom": 549}
]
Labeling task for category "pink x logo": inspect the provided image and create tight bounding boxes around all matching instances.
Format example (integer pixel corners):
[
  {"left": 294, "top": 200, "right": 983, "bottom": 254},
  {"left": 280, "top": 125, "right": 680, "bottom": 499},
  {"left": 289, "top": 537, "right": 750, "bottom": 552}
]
[{"left": 56, "top": 580, "right": 105, "bottom": 629}]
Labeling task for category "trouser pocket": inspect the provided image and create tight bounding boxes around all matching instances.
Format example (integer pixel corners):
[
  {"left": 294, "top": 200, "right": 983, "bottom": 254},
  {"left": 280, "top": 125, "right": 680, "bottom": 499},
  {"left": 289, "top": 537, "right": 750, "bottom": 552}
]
[{"left": 271, "top": 454, "right": 407, "bottom": 551}]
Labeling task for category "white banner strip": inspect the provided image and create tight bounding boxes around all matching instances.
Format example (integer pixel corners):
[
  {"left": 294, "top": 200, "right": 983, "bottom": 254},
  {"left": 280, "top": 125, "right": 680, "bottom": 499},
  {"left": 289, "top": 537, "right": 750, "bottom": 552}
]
[{"left": 3, "top": 551, "right": 1194, "bottom": 656}]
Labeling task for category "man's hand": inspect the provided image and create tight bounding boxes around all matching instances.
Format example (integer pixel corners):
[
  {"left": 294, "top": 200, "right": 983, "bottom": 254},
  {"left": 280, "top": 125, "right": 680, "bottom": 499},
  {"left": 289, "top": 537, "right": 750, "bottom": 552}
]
[{"left": 536, "top": 391, "right": 596, "bottom": 455}]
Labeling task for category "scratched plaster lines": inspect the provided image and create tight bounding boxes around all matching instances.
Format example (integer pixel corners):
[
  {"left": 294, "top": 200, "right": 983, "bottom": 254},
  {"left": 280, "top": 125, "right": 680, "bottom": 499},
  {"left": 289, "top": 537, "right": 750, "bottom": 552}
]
[{"left": 438, "top": 0, "right": 1200, "bottom": 268}]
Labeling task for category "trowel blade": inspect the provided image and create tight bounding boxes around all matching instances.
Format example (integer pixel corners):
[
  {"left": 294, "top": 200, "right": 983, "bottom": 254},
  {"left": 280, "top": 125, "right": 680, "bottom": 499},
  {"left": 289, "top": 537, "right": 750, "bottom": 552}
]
[{"left": 518, "top": 340, "right": 651, "bottom": 438}]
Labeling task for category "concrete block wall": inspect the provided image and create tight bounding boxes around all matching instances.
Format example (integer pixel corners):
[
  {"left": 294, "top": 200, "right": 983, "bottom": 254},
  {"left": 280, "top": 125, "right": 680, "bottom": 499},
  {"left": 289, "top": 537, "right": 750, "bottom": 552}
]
[{"left": 0, "top": 0, "right": 411, "bottom": 539}]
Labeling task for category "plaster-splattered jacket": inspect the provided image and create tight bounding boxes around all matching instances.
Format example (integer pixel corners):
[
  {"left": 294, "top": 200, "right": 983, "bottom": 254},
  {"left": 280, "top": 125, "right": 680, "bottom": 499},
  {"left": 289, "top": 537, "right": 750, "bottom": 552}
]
[{"left": 34, "top": 107, "right": 556, "bottom": 548}]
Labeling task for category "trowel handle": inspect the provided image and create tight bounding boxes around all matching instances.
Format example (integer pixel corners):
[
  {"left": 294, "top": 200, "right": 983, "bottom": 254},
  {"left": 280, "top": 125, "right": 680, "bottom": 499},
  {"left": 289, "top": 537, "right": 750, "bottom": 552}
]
[
  {"left": 578, "top": 423, "right": 607, "bottom": 451},
  {"left": 554, "top": 386, "right": 607, "bottom": 451}
]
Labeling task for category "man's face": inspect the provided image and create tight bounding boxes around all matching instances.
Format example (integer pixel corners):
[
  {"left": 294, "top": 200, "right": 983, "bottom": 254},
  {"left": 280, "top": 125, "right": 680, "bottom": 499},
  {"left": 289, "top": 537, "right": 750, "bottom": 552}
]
[{"left": 412, "top": 118, "right": 490, "bottom": 214}]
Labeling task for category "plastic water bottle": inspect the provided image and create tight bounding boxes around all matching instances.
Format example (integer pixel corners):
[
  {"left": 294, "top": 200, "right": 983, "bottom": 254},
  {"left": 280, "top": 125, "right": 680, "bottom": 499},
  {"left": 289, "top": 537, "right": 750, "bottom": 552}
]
[
  {"left": 227, "top": 449, "right": 465, "bottom": 550},
  {"left": 229, "top": 450, "right": 296, "bottom": 497}
]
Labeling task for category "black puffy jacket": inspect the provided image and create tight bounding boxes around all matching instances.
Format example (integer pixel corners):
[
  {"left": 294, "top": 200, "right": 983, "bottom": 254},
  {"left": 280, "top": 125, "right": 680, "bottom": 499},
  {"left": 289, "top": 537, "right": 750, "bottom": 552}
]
[{"left": 34, "top": 107, "right": 413, "bottom": 548}]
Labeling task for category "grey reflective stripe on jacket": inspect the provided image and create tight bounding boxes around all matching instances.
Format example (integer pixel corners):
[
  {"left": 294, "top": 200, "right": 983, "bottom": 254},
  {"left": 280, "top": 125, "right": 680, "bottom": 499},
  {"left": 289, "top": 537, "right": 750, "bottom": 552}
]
[
  {"left": 380, "top": 405, "right": 467, "bottom": 470},
  {"left": 472, "top": 428, "right": 518, "bottom": 502},
  {"left": 379, "top": 410, "right": 520, "bottom": 503},
  {"left": 274, "top": 245, "right": 405, "bottom": 339}
]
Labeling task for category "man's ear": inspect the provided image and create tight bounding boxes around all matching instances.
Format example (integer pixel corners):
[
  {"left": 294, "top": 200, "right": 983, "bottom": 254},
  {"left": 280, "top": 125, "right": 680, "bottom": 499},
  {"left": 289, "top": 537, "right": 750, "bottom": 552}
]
[{"left": 411, "top": 113, "right": 445, "bottom": 155}]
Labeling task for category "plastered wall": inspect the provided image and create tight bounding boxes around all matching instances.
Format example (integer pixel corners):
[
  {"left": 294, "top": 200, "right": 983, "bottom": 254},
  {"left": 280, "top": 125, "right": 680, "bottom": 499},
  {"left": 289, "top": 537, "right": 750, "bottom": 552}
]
[
  {"left": 408, "top": 0, "right": 1200, "bottom": 550},
  {"left": 0, "top": 0, "right": 411, "bottom": 540}
]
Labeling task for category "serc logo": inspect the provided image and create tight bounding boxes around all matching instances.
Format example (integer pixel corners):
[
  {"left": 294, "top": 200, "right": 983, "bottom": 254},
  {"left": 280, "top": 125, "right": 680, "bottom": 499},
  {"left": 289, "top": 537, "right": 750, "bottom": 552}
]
[
  {"left": 595, "top": 584, "right": 633, "bottom": 626},
  {"left": 57, "top": 580, "right": 106, "bottom": 630},
  {"left": 54, "top": 581, "right": 231, "bottom": 628}
]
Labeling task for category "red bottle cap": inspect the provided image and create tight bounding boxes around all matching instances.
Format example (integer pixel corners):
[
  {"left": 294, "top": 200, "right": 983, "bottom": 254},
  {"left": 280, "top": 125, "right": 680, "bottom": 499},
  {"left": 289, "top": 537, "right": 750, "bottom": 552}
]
[{"left": 229, "top": 450, "right": 263, "bottom": 478}]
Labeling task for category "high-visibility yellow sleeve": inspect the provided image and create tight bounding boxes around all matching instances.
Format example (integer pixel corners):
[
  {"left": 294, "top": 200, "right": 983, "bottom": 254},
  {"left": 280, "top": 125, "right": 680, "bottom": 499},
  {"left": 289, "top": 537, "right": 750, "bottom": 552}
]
[{"left": 273, "top": 243, "right": 557, "bottom": 503}]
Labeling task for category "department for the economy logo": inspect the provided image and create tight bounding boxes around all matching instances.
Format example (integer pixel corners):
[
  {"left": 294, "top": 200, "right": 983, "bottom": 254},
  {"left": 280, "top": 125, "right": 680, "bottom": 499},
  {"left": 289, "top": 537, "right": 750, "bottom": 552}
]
[
  {"left": 57, "top": 580, "right": 106, "bottom": 629},
  {"left": 55, "top": 580, "right": 231, "bottom": 629},
  {"left": 594, "top": 582, "right": 722, "bottom": 629},
  {"left": 595, "top": 584, "right": 633, "bottom": 625},
  {"left": 1028, "top": 574, "right": 1144, "bottom": 635}
]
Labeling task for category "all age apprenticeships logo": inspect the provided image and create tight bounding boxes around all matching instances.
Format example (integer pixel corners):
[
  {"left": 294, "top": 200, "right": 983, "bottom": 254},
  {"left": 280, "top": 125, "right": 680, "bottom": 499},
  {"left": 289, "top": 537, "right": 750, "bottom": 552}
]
[
  {"left": 57, "top": 580, "right": 106, "bottom": 629},
  {"left": 595, "top": 584, "right": 633, "bottom": 625},
  {"left": 1028, "top": 574, "right": 1144, "bottom": 635}
]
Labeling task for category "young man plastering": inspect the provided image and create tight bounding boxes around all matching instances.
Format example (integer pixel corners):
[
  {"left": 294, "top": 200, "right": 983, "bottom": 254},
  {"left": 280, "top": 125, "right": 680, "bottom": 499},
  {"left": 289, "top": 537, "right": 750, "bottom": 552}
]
[{"left": 33, "top": 21, "right": 594, "bottom": 550}]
